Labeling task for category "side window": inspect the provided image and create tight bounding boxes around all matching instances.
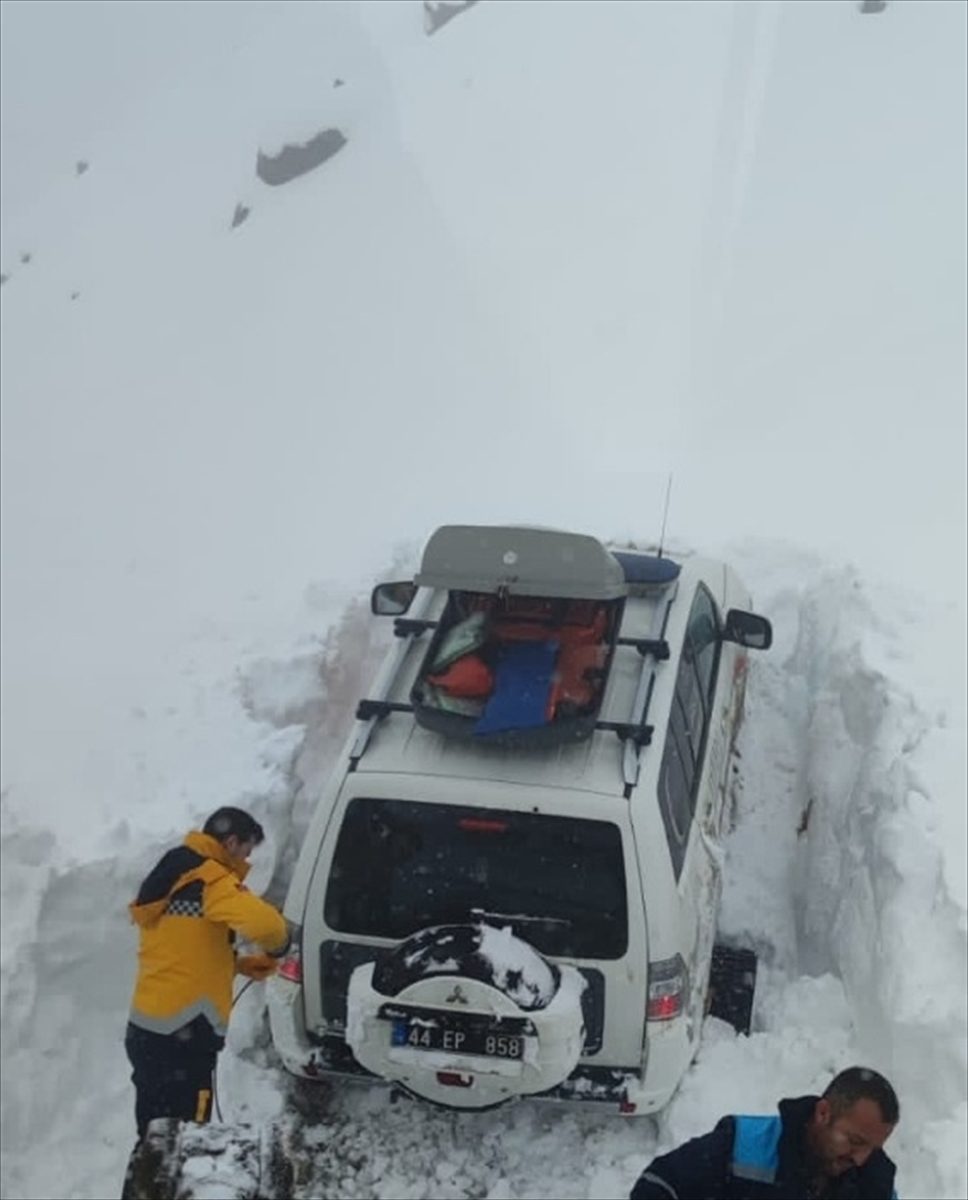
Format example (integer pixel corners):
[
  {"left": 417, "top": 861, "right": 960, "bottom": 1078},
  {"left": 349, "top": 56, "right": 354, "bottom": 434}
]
[
  {"left": 658, "top": 703, "right": 693, "bottom": 879},
  {"left": 658, "top": 584, "right": 722, "bottom": 880},
  {"left": 688, "top": 587, "right": 720, "bottom": 712}
]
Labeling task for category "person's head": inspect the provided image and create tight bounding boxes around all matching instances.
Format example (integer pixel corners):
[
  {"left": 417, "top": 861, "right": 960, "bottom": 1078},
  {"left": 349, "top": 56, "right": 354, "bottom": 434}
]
[
  {"left": 202, "top": 806, "right": 265, "bottom": 861},
  {"left": 806, "top": 1067, "right": 899, "bottom": 1176}
]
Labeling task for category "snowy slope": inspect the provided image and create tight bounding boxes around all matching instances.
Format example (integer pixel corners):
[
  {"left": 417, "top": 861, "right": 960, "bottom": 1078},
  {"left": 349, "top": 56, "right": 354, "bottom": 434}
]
[{"left": 1, "top": 1, "right": 965, "bottom": 1198}]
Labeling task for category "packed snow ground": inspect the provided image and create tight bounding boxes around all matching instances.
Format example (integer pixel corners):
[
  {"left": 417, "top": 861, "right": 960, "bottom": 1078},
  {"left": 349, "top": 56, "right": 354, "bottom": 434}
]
[
  {"left": 2, "top": 1, "right": 965, "bottom": 1198},
  {"left": 2, "top": 548, "right": 965, "bottom": 1200}
]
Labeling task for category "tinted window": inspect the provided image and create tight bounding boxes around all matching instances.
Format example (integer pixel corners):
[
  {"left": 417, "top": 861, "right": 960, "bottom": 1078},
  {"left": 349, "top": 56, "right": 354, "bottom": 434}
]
[
  {"left": 324, "top": 797, "right": 628, "bottom": 959},
  {"left": 688, "top": 586, "right": 720, "bottom": 713},
  {"left": 660, "top": 708, "right": 693, "bottom": 849},
  {"left": 676, "top": 657, "right": 705, "bottom": 769},
  {"left": 657, "top": 584, "right": 722, "bottom": 879}
]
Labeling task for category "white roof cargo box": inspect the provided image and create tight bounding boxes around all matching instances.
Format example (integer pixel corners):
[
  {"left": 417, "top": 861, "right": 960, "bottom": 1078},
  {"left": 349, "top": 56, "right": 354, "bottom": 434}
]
[{"left": 414, "top": 525, "right": 628, "bottom": 600}]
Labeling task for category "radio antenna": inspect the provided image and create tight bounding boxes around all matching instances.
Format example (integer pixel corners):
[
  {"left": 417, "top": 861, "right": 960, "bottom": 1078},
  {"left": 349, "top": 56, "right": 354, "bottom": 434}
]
[{"left": 657, "top": 474, "right": 673, "bottom": 559}]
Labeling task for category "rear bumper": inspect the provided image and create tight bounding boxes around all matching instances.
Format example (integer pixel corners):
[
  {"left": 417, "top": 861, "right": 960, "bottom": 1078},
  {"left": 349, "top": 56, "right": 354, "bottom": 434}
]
[
  {"left": 269, "top": 973, "right": 393, "bottom": 1088},
  {"left": 268, "top": 975, "right": 686, "bottom": 1115}
]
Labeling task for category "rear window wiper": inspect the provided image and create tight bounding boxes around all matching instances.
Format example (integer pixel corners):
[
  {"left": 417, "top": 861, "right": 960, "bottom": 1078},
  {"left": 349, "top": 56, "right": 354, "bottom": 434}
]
[{"left": 471, "top": 908, "right": 573, "bottom": 930}]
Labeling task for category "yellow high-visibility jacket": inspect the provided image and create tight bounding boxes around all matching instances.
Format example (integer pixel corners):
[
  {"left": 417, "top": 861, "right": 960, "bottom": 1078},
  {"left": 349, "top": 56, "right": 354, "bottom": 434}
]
[{"left": 128, "top": 830, "right": 288, "bottom": 1039}]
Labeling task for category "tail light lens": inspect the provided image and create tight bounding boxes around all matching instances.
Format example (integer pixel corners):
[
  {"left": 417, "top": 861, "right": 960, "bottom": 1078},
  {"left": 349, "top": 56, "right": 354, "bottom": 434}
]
[
  {"left": 647, "top": 954, "right": 688, "bottom": 1021},
  {"left": 277, "top": 926, "right": 303, "bottom": 984}
]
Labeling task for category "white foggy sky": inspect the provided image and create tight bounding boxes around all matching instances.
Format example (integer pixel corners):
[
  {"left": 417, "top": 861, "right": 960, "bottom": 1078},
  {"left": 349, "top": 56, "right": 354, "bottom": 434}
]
[
  {"left": 1, "top": 0, "right": 965, "bottom": 774},
  {"left": 2, "top": 2, "right": 964, "bottom": 587}
]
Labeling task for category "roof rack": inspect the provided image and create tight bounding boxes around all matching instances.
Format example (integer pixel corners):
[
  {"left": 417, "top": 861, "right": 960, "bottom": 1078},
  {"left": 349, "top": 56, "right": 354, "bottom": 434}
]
[
  {"left": 350, "top": 582, "right": 678, "bottom": 781},
  {"left": 349, "top": 534, "right": 681, "bottom": 783}
]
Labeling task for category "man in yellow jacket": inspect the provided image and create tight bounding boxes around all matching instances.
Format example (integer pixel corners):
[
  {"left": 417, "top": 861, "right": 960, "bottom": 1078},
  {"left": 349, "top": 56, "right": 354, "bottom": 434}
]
[{"left": 125, "top": 806, "right": 289, "bottom": 1138}]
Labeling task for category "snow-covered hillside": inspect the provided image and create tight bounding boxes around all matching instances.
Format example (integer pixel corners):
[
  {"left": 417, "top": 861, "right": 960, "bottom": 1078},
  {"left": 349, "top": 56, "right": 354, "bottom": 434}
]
[{"left": 1, "top": 2, "right": 965, "bottom": 1198}]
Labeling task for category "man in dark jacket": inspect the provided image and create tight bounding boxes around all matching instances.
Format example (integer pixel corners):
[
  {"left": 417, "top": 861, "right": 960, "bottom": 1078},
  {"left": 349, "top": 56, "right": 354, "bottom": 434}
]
[{"left": 630, "top": 1066, "right": 899, "bottom": 1199}]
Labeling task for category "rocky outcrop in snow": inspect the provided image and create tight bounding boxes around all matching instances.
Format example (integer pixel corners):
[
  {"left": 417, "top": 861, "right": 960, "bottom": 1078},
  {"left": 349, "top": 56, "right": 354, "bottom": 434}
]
[
  {"left": 256, "top": 130, "right": 347, "bottom": 187},
  {"left": 424, "top": 1, "right": 480, "bottom": 36}
]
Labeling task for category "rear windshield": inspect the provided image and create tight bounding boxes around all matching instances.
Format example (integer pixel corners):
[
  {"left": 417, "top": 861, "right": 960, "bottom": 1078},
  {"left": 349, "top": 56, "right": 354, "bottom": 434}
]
[{"left": 324, "top": 797, "right": 628, "bottom": 959}]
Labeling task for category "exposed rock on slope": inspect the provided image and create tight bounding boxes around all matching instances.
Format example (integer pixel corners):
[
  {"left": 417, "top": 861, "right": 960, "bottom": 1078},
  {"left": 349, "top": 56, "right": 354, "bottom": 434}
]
[
  {"left": 256, "top": 130, "right": 347, "bottom": 187},
  {"left": 424, "top": 0, "right": 480, "bottom": 36}
]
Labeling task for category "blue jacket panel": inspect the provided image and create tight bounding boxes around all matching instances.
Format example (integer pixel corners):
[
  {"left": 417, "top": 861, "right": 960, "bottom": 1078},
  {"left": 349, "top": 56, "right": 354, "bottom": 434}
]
[{"left": 732, "top": 1115, "right": 783, "bottom": 1185}]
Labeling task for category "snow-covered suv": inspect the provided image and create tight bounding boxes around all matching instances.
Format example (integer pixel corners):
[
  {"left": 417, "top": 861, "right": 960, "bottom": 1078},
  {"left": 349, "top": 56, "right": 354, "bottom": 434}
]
[{"left": 268, "top": 525, "right": 771, "bottom": 1114}]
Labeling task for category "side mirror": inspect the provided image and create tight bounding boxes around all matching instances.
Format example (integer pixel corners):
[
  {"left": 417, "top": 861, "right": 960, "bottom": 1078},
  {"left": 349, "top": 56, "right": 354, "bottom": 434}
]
[
  {"left": 723, "top": 608, "right": 772, "bottom": 650},
  {"left": 371, "top": 580, "right": 417, "bottom": 616}
]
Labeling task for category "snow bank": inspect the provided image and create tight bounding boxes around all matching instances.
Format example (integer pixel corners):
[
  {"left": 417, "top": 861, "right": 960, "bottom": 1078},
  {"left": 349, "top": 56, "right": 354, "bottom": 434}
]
[
  {"left": 5, "top": 546, "right": 963, "bottom": 1199},
  {"left": 717, "top": 549, "right": 967, "bottom": 1200}
]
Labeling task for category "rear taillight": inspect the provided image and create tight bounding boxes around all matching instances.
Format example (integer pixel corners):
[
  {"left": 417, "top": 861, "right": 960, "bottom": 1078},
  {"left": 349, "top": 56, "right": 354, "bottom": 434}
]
[
  {"left": 647, "top": 954, "right": 688, "bottom": 1021},
  {"left": 277, "top": 927, "right": 303, "bottom": 984}
]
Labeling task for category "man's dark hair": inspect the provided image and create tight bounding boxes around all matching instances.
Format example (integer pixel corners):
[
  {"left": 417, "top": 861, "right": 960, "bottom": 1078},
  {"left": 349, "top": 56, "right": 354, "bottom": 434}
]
[
  {"left": 203, "top": 806, "right": 265, "bottom": 846},
  {"left": 824, "top": 1066, "right": 899, "bottom": 1125}
]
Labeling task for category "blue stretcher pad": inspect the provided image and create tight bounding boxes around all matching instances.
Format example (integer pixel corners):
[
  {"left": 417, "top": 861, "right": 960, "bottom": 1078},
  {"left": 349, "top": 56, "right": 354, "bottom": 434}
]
[{"left": 474, "top": 640, "right": 557, "bottom": 735}]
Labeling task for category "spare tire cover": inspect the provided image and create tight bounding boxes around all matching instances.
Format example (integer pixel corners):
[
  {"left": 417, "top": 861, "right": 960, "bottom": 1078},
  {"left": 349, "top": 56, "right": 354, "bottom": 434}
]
[
  {"left": 347, "top": 922, "right": 586, "bottom": 1109},
  {"left": 373, "top": 923, "right": 559, "bottom": 1010}
]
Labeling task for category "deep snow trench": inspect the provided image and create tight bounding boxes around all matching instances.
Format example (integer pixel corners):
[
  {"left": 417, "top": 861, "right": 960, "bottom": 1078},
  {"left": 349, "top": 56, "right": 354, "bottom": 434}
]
[{"left": 1, "top": 551, "right": 964, "bottom": 1200}]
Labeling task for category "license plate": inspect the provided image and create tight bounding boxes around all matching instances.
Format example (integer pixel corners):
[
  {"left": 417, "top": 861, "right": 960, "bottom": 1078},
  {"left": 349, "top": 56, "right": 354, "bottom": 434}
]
[{"left": 392, "top": 1019, "right": 523, "bottom": 1060}]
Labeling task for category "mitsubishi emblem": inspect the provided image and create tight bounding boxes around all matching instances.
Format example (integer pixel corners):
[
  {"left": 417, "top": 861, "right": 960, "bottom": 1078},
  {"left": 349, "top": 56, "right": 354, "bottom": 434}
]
[{"left": 445, "top": 984, "right": 469, "bottom": 1005}]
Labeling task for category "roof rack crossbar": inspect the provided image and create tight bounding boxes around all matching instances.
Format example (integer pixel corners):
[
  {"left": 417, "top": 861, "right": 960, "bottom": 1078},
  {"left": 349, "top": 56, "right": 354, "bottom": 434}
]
[
  {"left": 596, "top": 720, "right": 654, "bottom": 746},
  {"left": 394, "top": 617, "right": 438, "bottom": 637},
  {"left": 355, "top": 703, "right": 653, "bottom": 744},
  {"left": 616, "top": 637, "right": 670, "bottom": 659},
  {"left": 356, "top": 699, "right": 414, "bottom": 722}
]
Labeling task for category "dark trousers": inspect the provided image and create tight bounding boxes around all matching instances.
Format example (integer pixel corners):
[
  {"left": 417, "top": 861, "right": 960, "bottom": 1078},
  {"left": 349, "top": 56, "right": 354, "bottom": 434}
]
[{"left": 124, "top": 1020, "right": 219, "bottom": 1139}]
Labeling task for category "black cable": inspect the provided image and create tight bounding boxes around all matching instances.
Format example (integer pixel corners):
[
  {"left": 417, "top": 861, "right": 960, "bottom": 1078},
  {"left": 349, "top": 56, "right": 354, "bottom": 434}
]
[{"left": 233, "top": 978, "right": 256, "bottom": 1007}]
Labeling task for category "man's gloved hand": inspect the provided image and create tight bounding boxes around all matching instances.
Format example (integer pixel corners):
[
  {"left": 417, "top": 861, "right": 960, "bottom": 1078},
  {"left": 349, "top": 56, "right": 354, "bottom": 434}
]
[
  {"left": 266, "top": 920, "right": 294, "bottom": 959},
  {"left": 236, "top": 953, "right": 278, "bottom": 981}
]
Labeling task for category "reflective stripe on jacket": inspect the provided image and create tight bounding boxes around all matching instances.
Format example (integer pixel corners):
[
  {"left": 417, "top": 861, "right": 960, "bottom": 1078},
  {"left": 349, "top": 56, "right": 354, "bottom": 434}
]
[{"left": 128, "top": 831, "right": 288, "bottom": 1038}]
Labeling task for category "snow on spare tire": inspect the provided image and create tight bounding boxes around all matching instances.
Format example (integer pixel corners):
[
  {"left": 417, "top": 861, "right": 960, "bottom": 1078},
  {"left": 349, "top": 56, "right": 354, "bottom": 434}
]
[{"left": 346, "top": 922, "right": 586, "bottom": 1109}]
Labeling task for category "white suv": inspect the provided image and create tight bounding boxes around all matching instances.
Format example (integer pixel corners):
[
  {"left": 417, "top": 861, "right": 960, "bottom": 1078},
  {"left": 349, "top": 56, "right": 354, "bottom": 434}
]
[{"left": 269, "top": 525, "right": 771, "bottom": 1114}]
